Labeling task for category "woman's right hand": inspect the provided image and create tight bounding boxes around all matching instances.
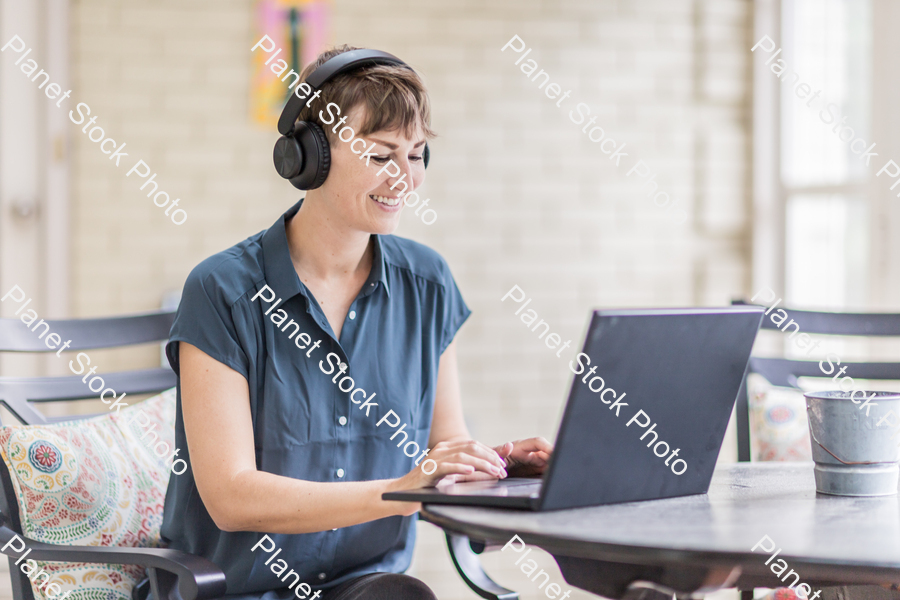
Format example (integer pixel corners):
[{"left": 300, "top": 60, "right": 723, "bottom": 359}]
[{"left": 384, "top": 439, "right": 509, "bottom": 516}]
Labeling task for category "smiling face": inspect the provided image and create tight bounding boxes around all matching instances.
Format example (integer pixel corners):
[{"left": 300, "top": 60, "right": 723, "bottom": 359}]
[{"left": 313, "top": 105, "right": 427, "bottom": 235}]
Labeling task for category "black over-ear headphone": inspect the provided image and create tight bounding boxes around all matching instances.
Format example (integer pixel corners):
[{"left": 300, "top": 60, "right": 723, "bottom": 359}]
[{"left": 273, "top": 49, "right": 430, "bottom": 190}]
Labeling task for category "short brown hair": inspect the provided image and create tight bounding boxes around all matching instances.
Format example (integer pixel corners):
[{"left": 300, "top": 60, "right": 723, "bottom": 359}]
[{"left": 296, "top": 45, "right": 435, "bottom": 145}]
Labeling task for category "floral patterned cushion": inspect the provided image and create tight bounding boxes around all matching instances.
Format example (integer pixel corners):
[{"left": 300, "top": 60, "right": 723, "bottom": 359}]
[
  {"left": 747, "top": 373, "right": 812, "bottom": 462},
  {"left": 0, "top": 389, "right": 178, "bottom": 600},
  {"left": 759, "top": 589, "right": 802, "bottom": 600}
]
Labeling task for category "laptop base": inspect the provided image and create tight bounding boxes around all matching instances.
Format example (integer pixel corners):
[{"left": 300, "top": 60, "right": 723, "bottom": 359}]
[{"left": 383, "top": 478, "right": 542, "bottom": 510}]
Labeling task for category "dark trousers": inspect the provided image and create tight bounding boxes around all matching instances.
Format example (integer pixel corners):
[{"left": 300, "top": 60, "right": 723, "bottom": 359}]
[
  {"left": 201, "top": 573, "right": 437, "bottom": 600},
  {"left": 322, "top": 573, "right": 436, "bottom": 600}
]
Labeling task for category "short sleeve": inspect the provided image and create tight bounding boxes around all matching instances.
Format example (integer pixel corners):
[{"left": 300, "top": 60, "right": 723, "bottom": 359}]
[
  {"left": 165, "top": 262, "right": 250, "bottom": 379},
  {"left": 438, "top": 261, "right": 472, "bottom": 355}
]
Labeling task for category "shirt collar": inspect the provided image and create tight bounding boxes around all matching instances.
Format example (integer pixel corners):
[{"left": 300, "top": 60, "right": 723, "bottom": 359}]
[
  {"left": 261, "top": 198, "right": 391, "bottom": 301},
  {"left": 364, "top": 233, "right": 390, "bottom": 298}
]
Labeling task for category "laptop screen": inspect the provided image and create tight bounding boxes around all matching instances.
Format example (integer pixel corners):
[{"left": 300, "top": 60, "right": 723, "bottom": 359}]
[{"left": 539, "top": 306, "right": 763, "bottom": 510}]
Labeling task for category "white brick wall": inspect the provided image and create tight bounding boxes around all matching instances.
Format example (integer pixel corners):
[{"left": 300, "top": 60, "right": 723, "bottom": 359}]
[{"left": 61, "top": 1, "right": 752, "bottom": 598}]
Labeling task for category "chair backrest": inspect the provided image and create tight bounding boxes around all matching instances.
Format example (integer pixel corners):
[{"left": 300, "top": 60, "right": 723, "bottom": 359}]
[
  {"left": 0, "top": 311, "right": 176, "bottom": 425},
  {"left": 0, "top": 310, "right": 177, "bottom": 600},
  {"left": 731, "top": 300, "right": 900, "bottom": 461}
]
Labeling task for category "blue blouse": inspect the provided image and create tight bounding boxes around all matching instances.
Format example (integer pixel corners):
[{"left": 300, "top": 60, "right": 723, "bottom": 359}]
[{"left": 160, "top": 199, "right": 470, "bottom": 595}]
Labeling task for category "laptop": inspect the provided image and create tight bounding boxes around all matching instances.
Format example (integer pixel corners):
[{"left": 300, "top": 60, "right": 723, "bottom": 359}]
[{"left": 383, "top": 306, "right": 764, "bottom": 511}]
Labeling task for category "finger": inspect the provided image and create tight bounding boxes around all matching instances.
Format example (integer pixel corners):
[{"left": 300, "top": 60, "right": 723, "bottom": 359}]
[
  {"left": 461, "top": 439, "right": 507, "bottom": 463},
  {"left": 427, "top": 462, "right": 475, "bottom": 486},
  {"left": 441, "top": 440, "right": 507, "bottom": 470},
  {"left": 450, "top": 452, "right": 507, "bottom": 478},
  {"left": 473, "top": 441, "right": 510, "bottom": 469},
  {"left": 441, "top": 460, "right": 502, "bottom": 480},
  {"left": 435, "top": 473, "right": 463, "bottom": 486},
  {"left": 513, "top": 437, "right": 554, "bottom": 454},
  {"left": 436, "top": 469, "right": 498, "bottom": 485},
  {"left": 453, "top": 470, "right": 499, "bottom": 483},
  {"left": 517, "top": 450, "right": 551, "bottom": 466},
  {"left": 494, "top": 441, "right": 514, "bottom": 462}
]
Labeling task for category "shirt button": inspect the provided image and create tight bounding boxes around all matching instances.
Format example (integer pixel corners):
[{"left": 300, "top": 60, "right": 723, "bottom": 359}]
[
  {"left": 336, "top": 468, "right": 345, "bottom": 478},
  {"left": 338, "top": 416, "right": 347, "bottom": 426},
  {"left": 318, "top": 573, "right": 326, "bottom": 580},
  {"left": 369, "top": 283, "right": 375, "bottom": 287},
  {"left": 340, "top": 362, "right": 348, "bottom": 371},
  {"left": 349, "top": 310, "right": 356, "bottom": 320}
]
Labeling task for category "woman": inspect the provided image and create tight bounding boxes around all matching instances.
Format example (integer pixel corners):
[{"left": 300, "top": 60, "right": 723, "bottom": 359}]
[{"left": 160, "top": 45, "right": 553, "bottom": 600}]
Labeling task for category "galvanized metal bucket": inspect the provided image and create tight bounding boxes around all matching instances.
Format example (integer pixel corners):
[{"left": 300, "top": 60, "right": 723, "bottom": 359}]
[{"left": 805, "top": 390, "right": 900, "bottom": 496}]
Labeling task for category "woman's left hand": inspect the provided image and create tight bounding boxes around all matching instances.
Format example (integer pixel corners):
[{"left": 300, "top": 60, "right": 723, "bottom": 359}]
[{"left": 493, "top": 437, "right": 553, "bottom": 477}]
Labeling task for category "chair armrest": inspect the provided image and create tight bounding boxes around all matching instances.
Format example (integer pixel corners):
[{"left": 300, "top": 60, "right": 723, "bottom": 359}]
[
  {"left": 446, "top": 532, "right": 518, "bottom": 600},
  {"left": 0, "top": 525, "right": 226, "bottom": 600}
]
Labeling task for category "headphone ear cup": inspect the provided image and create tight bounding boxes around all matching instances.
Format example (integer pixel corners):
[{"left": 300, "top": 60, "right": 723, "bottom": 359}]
[
  {"left": 287, "top": 122, "right": 331, "bottom": 190},
  {"left": 423, "top": 143, "right": 430, "bottom": 170},
  {"left": 305, "top": 123, "right": 331, "bottom": 190},
  {"left": 273, "top": 135, "right": 303, "bottom": 180}
]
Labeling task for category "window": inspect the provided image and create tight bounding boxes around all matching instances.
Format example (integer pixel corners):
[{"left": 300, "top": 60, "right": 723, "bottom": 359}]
[{"left": 780, "top": 0, "right": 871, "bottom": 310}]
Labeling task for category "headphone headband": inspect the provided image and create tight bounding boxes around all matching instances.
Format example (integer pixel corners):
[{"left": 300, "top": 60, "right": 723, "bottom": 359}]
[{"left": 277, "top": 49, "right": 412, "bottom": 135}]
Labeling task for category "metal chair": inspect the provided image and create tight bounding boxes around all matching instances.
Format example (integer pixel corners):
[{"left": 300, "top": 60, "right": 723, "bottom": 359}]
[
  {"left": 0, "top": 311, "right": 226, "bottom": 600},
  {"left": 0, "top": 309, "right": 514, "bottom": 600},
  {"left": 445, "top": 533, "right": 519, "bottom": 600},
  {"left": 732, "top": 299, "right": 900, "bottom": 463},
  {"left": 731, "top": 299, "right": 900, "bottom": 600}
]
